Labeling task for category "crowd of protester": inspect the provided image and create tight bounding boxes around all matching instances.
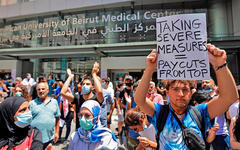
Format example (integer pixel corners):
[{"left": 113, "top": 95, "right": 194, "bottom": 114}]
[{"left": 0, "top": 44, "right": 240, "bottom": 150}]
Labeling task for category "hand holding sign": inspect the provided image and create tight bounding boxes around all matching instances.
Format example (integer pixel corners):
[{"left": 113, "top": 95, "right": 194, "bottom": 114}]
[
  {"left": 146, "top": 49, "right": 158, "bottom": 72},
  {"left": 67, "top": 68, "right": 74, "bottom": 79},
  {"left": 92, "top": 62, "right": 100, "bottom": 75},
  {"left": 207, "top": 44, "right": 227, "bottom": 69}
]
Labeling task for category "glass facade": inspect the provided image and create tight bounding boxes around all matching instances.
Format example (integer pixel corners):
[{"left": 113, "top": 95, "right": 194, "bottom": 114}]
[{"left": 39, "top": 57, "right": 100, "bottom": 80}]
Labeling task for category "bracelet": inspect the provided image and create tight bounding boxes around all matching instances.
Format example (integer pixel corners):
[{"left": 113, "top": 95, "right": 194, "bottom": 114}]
[{"left": 216, "top": 63, "right": 227, "bottom": 71}]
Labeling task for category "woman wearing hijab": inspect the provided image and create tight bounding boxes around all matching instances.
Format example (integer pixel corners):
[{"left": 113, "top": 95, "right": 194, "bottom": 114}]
[
  {"left": 0, "top": 96, "right": 43, "bottom": 150},
  {"left": 68, "top": 100, "right": 118, "bottom": 150}
]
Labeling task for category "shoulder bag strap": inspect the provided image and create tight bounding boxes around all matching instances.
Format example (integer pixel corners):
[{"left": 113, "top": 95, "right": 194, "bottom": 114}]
[
  {"left": 189, "top": 106, "right": 205, "bottom": 140},
  {"left": 169, "top": 109, "right": 187, "bottom": 129}
]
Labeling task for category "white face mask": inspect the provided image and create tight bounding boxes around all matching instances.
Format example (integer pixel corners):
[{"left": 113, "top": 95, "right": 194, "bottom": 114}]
[{"left": 14, "top": 111, "right": 32, "bottom": 128}]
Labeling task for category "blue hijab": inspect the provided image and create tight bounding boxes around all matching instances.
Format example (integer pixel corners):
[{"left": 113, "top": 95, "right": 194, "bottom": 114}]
[{"left": 77, "top": 100, "right": 117, "bottom": 143}]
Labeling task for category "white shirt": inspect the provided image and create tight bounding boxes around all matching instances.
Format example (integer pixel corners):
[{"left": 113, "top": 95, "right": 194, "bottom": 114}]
[
  {"left": 139, "top": 124, "right": 156, "bottom": 150},
  {"left": 105, "top": 87, "right": 114, "bottom": 113},
  {"left": 229, "top": 101, "right": 239, "bottom": 119},
  {"left": 109, "top": 81, "right": 113, "bottom": 89},
  {"left": 106, "top": 87, "right": 114, "bottom": 99},
  {"left": 22, "top": 78, "right": 35, "bottom": 93}
]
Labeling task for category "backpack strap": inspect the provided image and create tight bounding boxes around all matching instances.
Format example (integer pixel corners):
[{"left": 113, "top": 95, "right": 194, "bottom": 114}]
[
  {"left": 189, "top": 106, "right": 205, "bottom": 140},
  {"left": 156, "top": 105, "right": 169, "bottom": 150},
  {"left": 189, "top": 106, "right": 202, "bottom": 129}
]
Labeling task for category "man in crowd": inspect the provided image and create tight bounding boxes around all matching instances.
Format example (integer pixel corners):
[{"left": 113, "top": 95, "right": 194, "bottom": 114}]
[
  {"left": 61, "top": 62, "right": 103, "bottom": 129},
  {"left": 101, "top": 78, "right": 115, "bottom": 128},
  {"left": 54, "top": 79, "right": 63, "bottom": 105},
  {"left": 4, "top": 77, "right": 13, "bottom": 97},
  {"left": 115, "top": 81, "right": 125, "bottom": 137},
  {"left": 202, "top": 79, "right": 218, "bottom": 98},
  {"left": 30, "top": 82, "right": 60, "bottom": 149},
  {"left": 47, "top": 74, "right": 55, "bottom": 96},
  {"left": 202, "top": 78, "right": 231, "bottom": 149},
  {"left": 116, "top": 75, "right": 134, "bottom": 136},
  {"left": 146, "top": 81, "right": 164, "bottom": 105},
  {"left": 134, "top": 44, "right": 238, "bottom": 149},
  {"left": 22, "top": 73, "right": 35, "bottom": 93},
  {"left": 30, "top": 76, "right": 47, "bottom": 100}
]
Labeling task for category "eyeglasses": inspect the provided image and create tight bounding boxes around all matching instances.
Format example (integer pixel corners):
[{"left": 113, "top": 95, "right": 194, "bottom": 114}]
[{"left": 171, "top": 87, "right": 190, "bottom": 94}]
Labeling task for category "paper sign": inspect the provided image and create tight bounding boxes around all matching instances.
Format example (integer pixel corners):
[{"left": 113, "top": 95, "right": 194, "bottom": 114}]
[
  {"left": 11, "top": 69, "right": 16, "bottom": 80},
  {"left": 156, "top": 13, "right": 210, "bottom": 80},
  {"left": 101, "top": 69, "right": 108, "bottom": 79}
]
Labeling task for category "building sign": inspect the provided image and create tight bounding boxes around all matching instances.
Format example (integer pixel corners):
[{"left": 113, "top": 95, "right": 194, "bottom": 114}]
[
  {"left": 156, "top": 13, "right": 210, "bottom": 80},
  {"left": 0, "top": 7, "right": 206, "bottom": 48}
]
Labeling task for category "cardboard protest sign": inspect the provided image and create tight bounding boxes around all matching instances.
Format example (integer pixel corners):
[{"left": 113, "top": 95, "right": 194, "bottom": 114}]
[
  {"left": 101, "top": 69, "right": 108, "bottom": 79},
  {"left": 156, "top": 13, "right": 210, "bottom": 80}
]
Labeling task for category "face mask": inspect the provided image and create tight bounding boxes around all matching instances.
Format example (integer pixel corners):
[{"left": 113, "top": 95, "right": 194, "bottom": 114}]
[
  {"left": 143, "top": 124, "right": 148, "bottom": 130},
  {"left": 79, "top": 117, "right": 93, "bottom": 130},
  {"left": 14, "top": 111, "right": 32, "bottom": 128},
  {"left": 27, "top": 75, "right": 31, "bottom": 79},
  {"left": 101, "top": 82, "right": 106, "bottom": 88},
  {"left": 82, "top": 85, "right": 91, "bottom": 94},
  {"left": 126, "top": 82, "right": 133, "bottom": 87},
  {"left": 15, "top": 92, "right": 23, "bottom": 97},
  {"left": 202, "top": 87, "right": 213, "bottom": 94}
]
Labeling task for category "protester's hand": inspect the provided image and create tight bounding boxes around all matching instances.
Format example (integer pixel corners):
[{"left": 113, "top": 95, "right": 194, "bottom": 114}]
[
  {"left": 73, "top": 117, "right": 76, "bottom": 123},
  {"left": 146, "top": 49, "right": 158, "bottom": 72},
  {"left": 67, "top": 68, "right": 74, "bottom": 79},
  {"left": 92, "top": 62, "right": 100, "bottom": 75},
  {"left": 137, "top": 136, "right": 150, "bottom": 148},
  {"left": 107, "top": 114, "right": 111, "bottom": 122},
  {"left": 124, "top": 92, "right": 132, "bottom": 104},
  {"left": 212, "top": 122, "right": 220, "bottom": 132},
  {"left": 207, "top": 44, "right": 227, "bottom": 69},
  {"left": 118, "top": 111, "right": 122, "bottom": 116},
  {"left": 54, "top": 133, "right": 59, "bottom": 143}
]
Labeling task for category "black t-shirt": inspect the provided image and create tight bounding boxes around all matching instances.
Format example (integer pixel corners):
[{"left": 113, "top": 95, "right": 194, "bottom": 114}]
[
  {"left": 73, "top": 92, "right": 99, "bottom": 129},
  {"left": 119, "top": 87, "right": 134, "bottom": 106}
]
